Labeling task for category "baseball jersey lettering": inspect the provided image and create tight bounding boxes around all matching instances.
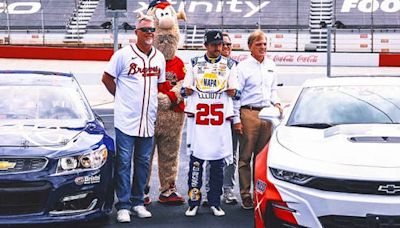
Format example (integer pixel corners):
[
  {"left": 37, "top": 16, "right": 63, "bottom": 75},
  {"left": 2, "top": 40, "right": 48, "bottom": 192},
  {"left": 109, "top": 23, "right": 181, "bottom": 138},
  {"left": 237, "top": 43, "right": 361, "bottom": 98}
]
[
  {"left": 128, "top": 63, "right": 161, "bottom": 77},
  {"left": 185, "top": 91, "right": 234, "bottom": 161}
]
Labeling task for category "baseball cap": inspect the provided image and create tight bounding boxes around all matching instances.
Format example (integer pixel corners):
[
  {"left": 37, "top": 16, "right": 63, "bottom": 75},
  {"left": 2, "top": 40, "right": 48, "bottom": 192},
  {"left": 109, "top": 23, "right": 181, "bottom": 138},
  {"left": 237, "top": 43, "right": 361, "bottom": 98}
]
[
  {"left": 148, "top": 0, "right": 170, "bottom": 10},
  {"left": 204, "top": 30, "right": 223, "bottom": 44}
]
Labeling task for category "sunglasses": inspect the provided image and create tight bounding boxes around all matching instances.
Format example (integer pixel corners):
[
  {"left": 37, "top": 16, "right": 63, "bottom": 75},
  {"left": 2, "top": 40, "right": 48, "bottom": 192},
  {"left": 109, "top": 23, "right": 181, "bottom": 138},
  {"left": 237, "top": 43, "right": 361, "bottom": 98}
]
[
  {"left": 138, "top": 27, "right": 156, "bottom": 33},
  {"left": 223, "top": 42, "right": 232, "bottom": 47}
]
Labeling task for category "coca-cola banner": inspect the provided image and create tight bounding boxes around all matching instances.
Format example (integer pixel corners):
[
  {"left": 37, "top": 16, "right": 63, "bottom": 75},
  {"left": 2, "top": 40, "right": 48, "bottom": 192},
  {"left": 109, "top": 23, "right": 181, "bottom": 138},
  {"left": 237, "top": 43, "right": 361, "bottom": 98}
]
[{"left": 176, "top": 50, "right": 379, "bottom": 66}]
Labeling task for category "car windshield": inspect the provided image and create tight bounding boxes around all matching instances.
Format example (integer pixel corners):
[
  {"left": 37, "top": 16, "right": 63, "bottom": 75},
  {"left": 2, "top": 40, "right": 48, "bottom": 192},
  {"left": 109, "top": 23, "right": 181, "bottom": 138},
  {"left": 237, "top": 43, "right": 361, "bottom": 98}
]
[
  {"left": 287, "top": 85, "right": 400, "bottom": 128},
  {"left": 0, "top": 74, "right": 92, "bottom": 128}
]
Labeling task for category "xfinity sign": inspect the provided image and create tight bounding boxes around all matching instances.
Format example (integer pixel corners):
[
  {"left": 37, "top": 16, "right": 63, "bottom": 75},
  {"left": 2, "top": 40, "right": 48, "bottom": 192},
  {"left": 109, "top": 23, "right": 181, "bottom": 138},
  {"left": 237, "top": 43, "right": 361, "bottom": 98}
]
[
  {"left": 134, "top": 0, "right": 271, "bottom": 17},
  {"left": 341, "top": 0, "right": 400, "bottom": 13},
  {"left": 0, "top": 2, "right": 41, "bottom": 14}
]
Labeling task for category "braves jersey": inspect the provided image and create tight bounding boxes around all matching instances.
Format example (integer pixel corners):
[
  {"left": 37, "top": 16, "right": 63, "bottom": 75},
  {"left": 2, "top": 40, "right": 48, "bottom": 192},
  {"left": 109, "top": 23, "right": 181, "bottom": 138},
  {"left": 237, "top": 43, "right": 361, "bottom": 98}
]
[
  {"left": 157, "top": 56, "right": 186, "bottom": 112},
  {"left": 183, "top": 54, "right": 239, "bottom": 93},
  {"left": 185, "top": 90, "right": 234, "bottom": 161},
  {"left": 106, "top": 44, "right": 166, "bottom": 137}
]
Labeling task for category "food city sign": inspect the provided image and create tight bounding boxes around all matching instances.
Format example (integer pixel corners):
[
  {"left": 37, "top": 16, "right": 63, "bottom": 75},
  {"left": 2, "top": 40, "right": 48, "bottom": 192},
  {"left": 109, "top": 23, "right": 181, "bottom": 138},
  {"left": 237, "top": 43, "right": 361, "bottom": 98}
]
[
  {"left": 341, "top": 0, "right": 400, "bottom": 13},
  {"left": 134, "top": 0, "right": 271, "bottom": 17},
  {"left": 0, "top": 2, "right": 41, "bottom": 14}
]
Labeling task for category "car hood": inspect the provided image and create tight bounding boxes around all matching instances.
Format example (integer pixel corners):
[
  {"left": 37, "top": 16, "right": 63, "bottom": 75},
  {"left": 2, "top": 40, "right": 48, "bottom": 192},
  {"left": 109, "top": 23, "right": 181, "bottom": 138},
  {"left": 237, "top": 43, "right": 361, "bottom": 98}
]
[
  {"left": 277, "top": 124, "right": 400, "bottom": 168},
  {"left": 0, "top": 125, "right": 103, "bottom": 157}
]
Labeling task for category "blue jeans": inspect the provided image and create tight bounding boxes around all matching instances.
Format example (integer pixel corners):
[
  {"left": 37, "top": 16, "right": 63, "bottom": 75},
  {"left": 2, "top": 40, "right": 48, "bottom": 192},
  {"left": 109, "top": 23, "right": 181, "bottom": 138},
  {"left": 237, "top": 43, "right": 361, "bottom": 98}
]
[
  {"left": 188, "top": 155, "right": 224, "bottom": 207},
  {"left": 115, "top": 128, "right": 154, "bottom": 210}
]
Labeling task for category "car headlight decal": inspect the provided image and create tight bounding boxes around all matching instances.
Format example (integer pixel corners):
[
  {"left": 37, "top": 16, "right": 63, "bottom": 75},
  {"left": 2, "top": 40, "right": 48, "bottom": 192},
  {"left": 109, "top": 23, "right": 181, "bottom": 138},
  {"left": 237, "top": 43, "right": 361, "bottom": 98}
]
[
  {"left": 270, "top": 168, "right": 314, "bottom": 185},
  {"left": 56, "top": 145, "right": 108, "bottom": 175}
]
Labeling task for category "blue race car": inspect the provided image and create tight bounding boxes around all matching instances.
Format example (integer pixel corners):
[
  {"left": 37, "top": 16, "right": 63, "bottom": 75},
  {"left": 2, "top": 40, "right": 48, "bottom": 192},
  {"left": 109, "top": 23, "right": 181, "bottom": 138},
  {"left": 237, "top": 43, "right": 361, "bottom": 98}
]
[{"left": 0, "top": 71, "right": 114, "bottom": 224}]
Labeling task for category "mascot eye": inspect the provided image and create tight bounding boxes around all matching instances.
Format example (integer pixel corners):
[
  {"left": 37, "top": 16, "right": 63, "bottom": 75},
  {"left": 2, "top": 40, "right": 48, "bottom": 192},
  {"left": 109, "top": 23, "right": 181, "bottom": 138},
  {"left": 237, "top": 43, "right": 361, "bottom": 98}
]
[
  {"left": 164, "top": 8, "right": 173, "bottom": 16},
  {"left": 155, "top": 8, "right": 164, "bottom": 19}
]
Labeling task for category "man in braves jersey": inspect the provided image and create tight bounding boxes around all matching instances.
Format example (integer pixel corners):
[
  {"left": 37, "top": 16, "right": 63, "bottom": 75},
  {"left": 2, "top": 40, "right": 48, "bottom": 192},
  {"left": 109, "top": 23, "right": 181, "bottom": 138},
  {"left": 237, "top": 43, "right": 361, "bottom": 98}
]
[
  {"left": 101, "top": 14, "right": 166, "bottom": 223},
  {"left": 182, "top": 30, "right": 240, "bottom": 217}
]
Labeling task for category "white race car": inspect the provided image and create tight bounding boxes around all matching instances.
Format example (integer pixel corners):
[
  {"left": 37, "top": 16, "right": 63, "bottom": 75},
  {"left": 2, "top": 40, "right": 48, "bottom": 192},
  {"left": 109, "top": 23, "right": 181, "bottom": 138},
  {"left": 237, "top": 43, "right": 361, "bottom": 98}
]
[{"left": 254, "top": 76, "right": 400, "bottom": 228}]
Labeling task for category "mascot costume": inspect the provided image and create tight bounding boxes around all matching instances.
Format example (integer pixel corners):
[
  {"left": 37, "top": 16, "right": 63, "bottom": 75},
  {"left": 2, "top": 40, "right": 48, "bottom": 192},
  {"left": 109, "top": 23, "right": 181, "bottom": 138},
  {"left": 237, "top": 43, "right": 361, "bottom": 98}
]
[{"left": 145, "top": 0, "right": 187, "bottom": 205}]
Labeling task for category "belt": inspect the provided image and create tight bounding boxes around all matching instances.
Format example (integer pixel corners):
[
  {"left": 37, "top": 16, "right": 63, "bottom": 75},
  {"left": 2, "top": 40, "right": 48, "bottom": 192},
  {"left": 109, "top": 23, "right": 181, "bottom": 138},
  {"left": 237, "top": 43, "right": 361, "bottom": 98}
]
[{"left": 241, "top": 105, "right": 266, "bottom": 111}]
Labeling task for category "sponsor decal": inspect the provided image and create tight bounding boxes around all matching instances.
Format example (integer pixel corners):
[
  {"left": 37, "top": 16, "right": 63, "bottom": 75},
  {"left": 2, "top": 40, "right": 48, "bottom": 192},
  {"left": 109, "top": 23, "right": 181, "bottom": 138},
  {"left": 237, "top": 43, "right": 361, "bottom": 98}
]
[
  {"left": 74, "top": 176, "right": 85, "bottom": 185},
  {"left": 255, "top": 179, "right": 267, "bottom": 194},
  {"left": 267, "top": 54, "right": 319, "bottom": 64},
  {"left": 134, "top": 0, "right": 271, "bottom": 18},
  {"left": 195, "top": 68, "right": 227, "bottom": 92},
  {"left": 188, "top": 188, "right": 201, "bottom": 201},
  {"left": 75, "top": 175, "right": 101, "bottom": 185},
  {"left": 191, "top": 161, "right": 201, "bottom": 187},
  {"left": 341, "top": 0, "right": 400, "bottom": 13},
  {"left": 0, "top": 161, "right": 16, "bottom": 170},
  {"left": 189, "top": 161, "right": 202, "bottom": 201},
  {"left": 378, "top": 184, "right": 400, "bottom": 194}
]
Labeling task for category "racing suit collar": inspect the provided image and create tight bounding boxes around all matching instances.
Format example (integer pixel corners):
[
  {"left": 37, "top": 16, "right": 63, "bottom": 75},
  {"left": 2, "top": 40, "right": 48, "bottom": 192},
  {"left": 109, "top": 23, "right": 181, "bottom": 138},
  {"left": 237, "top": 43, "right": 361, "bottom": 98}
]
[{"left": 204, "top": 54, "right": 222, "bottom": 64}]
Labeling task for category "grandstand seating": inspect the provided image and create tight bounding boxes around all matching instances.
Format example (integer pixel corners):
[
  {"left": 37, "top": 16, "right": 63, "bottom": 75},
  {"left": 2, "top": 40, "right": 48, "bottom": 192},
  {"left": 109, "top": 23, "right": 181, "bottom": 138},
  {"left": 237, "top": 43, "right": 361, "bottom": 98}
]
[{"left": 0, "top": 0, "right": 75, "bottom": 29}]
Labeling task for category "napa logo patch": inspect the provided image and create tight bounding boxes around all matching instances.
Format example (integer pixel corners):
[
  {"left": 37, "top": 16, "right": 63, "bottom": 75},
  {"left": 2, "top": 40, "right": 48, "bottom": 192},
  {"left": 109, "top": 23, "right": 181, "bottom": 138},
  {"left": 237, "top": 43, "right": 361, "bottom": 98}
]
[{"left": 195, "top": 72, "right": 227, "bottom": 93}]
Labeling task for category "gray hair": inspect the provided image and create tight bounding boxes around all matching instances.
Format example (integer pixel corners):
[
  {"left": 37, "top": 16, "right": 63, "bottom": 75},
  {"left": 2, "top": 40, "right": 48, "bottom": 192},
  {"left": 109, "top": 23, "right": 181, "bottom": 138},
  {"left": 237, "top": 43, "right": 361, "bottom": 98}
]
[
  {"left": 247, "top": 29, "right": 266, "bottom": 48},
  {"left": 135, "top": 12, "right": 155, "bottom": 29}
]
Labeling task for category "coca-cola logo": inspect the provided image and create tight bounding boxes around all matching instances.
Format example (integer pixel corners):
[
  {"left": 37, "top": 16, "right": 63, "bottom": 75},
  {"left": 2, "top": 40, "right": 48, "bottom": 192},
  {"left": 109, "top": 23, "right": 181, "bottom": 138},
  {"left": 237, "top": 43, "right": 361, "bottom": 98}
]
[
  {"left": 297, "top": 55, "right": 318, "bottom": 63},
  {"left": 266, "top": 54, "right": 319, "bottom": 64},
  {"left": 272, "top": 55, "right": 295, "bottom": 63},
  {"left": 231, "top": 54, "right": 248, "bottom": 62}
]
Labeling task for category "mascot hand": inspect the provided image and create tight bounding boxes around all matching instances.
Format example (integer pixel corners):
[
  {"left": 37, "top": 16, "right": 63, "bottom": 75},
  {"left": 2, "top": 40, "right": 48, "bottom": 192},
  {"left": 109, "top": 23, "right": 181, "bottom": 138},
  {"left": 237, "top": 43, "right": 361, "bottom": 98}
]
[
  {"left": 171, "top": 80, "right": 184, "bottom": 104},
  {"left": 158, "top": 92, "right": 172, "bottom": 110}
]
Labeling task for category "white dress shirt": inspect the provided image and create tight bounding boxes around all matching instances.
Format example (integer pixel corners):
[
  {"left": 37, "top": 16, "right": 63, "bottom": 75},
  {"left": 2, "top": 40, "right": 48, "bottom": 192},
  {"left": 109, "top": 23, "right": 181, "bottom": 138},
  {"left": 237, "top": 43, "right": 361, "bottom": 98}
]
[{"left": 233, "top": 55, "right": 280, "bottom": 124}]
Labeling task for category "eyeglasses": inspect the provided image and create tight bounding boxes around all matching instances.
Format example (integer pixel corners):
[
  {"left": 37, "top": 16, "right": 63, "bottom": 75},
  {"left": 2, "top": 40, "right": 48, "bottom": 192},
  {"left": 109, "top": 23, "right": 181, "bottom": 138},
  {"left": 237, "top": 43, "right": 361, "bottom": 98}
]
[
  {"left": 223, "top": 42, "right": 232, "bottom": 47},
  {"left": 138, "top": 27, "right": 156, "bottom": 33}
]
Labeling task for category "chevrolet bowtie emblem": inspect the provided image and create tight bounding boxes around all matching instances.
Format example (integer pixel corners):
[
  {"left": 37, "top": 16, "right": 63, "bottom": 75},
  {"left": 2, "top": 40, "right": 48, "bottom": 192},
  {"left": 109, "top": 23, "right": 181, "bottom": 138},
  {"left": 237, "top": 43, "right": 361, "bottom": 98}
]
[
  {"left": 378, "top": 184, "right": 400, "bottom": 194},
  {"left": 0, "top": 161, "right": 16, "bottom": 170}
]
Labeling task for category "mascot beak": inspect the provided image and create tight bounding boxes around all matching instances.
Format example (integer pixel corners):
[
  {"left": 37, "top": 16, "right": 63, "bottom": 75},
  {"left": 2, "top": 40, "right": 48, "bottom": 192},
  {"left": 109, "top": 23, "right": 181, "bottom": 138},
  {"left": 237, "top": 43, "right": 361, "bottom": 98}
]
[{"left": 176, "top": 10, "right": 186, "bottom": 21}]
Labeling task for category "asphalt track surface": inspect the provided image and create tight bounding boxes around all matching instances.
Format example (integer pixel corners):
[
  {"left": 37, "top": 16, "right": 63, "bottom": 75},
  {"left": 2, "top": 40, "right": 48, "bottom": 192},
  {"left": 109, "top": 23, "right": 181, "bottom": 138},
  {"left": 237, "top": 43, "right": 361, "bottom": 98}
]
[{"left": 4, "top": 108, "right": 253, "bottom": 228}]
